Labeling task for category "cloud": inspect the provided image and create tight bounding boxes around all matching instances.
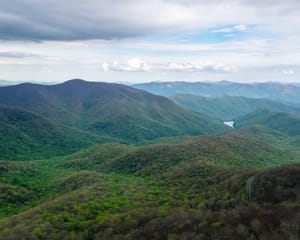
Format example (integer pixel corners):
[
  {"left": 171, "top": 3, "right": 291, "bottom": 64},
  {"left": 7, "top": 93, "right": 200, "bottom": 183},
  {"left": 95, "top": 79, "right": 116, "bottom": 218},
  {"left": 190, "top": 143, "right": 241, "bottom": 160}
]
[
  {"left": 102, "top": 58, "right": 150, "bottom": 72},
  {"left": 0, "top": 1, "right": 299, "bottom": 41},
  {"left": 102, "top": 62, "right": 109, "bottom": 72},
  {"left": 212, "top": 24, "right": 247, "bottom": 33},
  {"left": 102, "top": 59, "right": 236, "bottom": 74},
  {"left": 167, "top": 61, "right": 237, "bottom": 73},
  {"left": 0, "top": 0, "right": 197, "bottom": 41},
  {"left": 233, "top": 24, "right": 247, "bottom": 31},
  {"left": 0, "top": 51, "right": 37, "bottom": 58},
  {"left": 283, "top": 69, "right": 295, "bottom": 75},
  {"left": 1, "top": 1, "right": 300, "bottom": 84},
  {"left": 121, "top": 38, "right": 270, "bottom": 55}
]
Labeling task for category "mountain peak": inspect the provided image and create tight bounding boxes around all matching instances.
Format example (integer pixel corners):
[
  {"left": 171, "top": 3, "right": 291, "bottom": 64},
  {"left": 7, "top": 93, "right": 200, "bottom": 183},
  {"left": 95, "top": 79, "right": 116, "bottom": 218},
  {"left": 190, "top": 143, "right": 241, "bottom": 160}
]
[
  {"left": 60, "top": 79, "right": 89, "bottom": 85},
  {"left": 0, "top": 80, "right": 227, "bottom": 144}
]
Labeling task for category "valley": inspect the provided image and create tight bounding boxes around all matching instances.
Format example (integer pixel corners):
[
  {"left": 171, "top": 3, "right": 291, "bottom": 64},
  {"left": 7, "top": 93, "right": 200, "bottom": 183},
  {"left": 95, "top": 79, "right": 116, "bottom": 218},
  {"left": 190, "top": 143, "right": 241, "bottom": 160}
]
[
  {"left": 1, "top": 1, "right": 300, "bottom": 239},
  {"left": 0, "top": 80, "right": 300, "bottom": 239}
]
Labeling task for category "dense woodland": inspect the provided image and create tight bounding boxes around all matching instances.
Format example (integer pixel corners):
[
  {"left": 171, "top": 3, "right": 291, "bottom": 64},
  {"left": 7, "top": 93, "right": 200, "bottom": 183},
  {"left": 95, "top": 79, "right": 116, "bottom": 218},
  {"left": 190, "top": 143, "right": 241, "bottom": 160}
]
[{"left": 0, "top": 80, "right": 300, "bottom": 239}]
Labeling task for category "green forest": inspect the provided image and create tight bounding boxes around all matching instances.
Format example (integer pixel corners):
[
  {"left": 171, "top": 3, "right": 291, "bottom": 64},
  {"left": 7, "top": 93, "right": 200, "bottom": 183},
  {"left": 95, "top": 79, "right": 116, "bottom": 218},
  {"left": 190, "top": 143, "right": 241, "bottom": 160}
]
[{"left": 0, "top": 80, "right": 300, "bottom": 239}]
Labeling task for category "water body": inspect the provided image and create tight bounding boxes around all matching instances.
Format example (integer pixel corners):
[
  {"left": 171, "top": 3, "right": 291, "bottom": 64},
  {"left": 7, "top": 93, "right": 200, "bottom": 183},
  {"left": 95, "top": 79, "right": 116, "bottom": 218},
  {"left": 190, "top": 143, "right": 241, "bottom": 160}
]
[{"left": 224, "top": 121, "right": 235, "bottom": 128}]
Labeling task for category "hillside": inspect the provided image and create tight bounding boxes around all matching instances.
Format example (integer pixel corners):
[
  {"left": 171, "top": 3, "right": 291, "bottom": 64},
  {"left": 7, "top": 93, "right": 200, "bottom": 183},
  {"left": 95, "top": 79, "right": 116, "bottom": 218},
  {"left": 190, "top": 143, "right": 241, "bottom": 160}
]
[
  {"left": 1, "top": 79, "right": 300, "bottom": 239},
  {"left": 55, "top": 126, "right": 300, "bottom": 175},
  {"left": 105, "top": 132, "right": 290, "bottom": 175},
  {"left": 134, "top": 81, "right": 300, "bottom": 103},
  {"left": 1, "top": 127, "right": 297, "bottom": 218},
  {"left": 0, "top": 79, "right": 227, "bottom": 143},
  {"left": 251, "top": 163, "right": 300, "bottom": 204},
  {"left": 171, "top": 94, "right": 300, "bottom": 120},
  {"left": 235, "top": 109, "right": 300, "bottom": 137},
  {"left": 0, "top": 129, "right": 299, "bottom": 239},
  {"left": 0, "top": 105, "right": 110, "bottom": 160}
]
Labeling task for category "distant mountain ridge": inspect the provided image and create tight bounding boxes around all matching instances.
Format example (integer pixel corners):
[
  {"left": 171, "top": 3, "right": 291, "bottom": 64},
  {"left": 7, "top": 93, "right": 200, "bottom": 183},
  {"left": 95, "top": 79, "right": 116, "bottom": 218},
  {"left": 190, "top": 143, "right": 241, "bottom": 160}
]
[
  {"left": 0, "top": 80, "right": 21, "bottom": 86},
  {"left": 134, "top": 81, "right": 300, "bottom": 103}
]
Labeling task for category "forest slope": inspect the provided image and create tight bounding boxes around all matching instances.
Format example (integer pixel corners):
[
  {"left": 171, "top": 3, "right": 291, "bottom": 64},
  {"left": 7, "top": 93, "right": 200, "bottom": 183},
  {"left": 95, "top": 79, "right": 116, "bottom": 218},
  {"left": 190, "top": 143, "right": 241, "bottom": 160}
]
[{"left": 0, "top": 79, "right": 227, "bottom": 143}]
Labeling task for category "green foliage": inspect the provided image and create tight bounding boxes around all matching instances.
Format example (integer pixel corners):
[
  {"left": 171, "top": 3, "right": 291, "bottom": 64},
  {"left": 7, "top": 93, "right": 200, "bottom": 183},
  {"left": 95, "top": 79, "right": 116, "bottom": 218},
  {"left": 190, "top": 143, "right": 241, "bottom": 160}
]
[
  {"left": 0, "top": 128, "right": 299, "bottom": 235},
  {"left": 171, "top": 94, "right": 300, "bottom": 120},
  {"left": 0, "top": 160, "right": 299, "bottom": 239},
  {"left": 0, "top": 105, "right": 114, "bottom": 160},
  {"left": 57, "top": 143, "right": 134, "bottom": 171},
  {"left": 0, "top": 80, "right": 227, "bottom": 152},
  {"left": 0, "top": 81, "right": 300, "bottom": 239},
  {"left": 106, "top": 130, "right": 297, "bottom": 175},
  {"left": 251, "top": 163, "right": 300, "bottom": 203},
  {"left": 235, "top": 109, "right": 300, "bottom": 138}
]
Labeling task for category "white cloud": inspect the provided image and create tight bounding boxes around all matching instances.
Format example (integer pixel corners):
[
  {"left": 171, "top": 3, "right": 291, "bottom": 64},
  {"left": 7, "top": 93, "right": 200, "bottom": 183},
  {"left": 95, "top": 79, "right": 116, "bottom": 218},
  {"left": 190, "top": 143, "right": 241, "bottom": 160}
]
[
  {"left": 212, "top": 28, "right": 234, "bottom": 33},
  {"left": 102, "top": 58, "right": 150, "bottom": 72},
  {"left": 1, "top": 1, "right": 300, "bottom": 83},
  {"left": 102, "top": 59, "right": 236, "bottom": 74},
  {"left": 102, "top": 62, "right": 109, "bottom": 72},
  {"left": 233, "top": 24, "right": 247, "bottom": 31},
  {"left": 121, "top": 38, "right": 270, "bottom": 56},
  {"left": 212, "top": 24, "right": 247, "bottom": 33},
  {"left": 283, "top": 69, "right": 295, "bottom": 75},
  {"left": 1, "top": 1, "right": 300, "bottom": 41},
  {"left": 167, "top": 61, "right": 237, "bottom": 73}
]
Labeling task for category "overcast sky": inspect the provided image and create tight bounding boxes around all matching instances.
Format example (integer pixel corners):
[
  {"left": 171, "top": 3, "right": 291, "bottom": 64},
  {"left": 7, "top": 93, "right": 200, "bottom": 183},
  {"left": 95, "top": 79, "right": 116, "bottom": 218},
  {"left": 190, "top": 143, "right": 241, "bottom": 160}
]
[{"left": 0, "top": 0, "right": 299, "bottom": 83}]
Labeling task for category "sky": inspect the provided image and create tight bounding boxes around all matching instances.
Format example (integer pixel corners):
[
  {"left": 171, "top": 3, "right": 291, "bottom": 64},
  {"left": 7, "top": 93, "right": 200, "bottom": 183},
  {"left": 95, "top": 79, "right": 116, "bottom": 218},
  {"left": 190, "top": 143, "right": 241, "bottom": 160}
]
[{"left": 0, "top": 0, "right": 300, "bottom": 83}]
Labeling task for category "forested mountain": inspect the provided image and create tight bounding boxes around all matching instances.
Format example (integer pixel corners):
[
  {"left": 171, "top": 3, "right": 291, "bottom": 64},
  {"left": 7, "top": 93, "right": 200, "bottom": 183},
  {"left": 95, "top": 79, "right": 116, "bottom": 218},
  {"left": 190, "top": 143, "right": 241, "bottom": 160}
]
[
  {"left": 0, "top": 105, "right": 109, "bottom": 160},
  {"left": 171, "top": 94, "right": 300, "bottom": 120},
  {"left": 1, "top": 79, "right": 300, "bottom": 239},
  {"left": 235, "top": 109, "right": 300, "bottom": 137},
  {"left": 0, "top": 79, "right": 227, "bottom": 145}
]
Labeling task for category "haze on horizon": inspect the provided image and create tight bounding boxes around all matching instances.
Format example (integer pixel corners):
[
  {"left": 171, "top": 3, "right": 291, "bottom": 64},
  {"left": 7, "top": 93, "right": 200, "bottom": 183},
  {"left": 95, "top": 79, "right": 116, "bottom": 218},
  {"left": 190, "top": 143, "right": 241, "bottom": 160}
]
[{"left": 0, "top": 0, "right": 299, "bottom": 83}]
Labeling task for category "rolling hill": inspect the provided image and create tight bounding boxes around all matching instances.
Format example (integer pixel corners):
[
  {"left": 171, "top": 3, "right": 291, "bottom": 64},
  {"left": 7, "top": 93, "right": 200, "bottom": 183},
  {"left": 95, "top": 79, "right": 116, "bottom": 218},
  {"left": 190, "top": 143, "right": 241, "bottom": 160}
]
[
  {"left": 58, "top": 126, "right": 299, "bottom": 175},
  {"left": 171, "top": 94, "right": 300, "bottom": 120},
  {"left": 1, "top": 79, "right": 300, "bottom": 239},
  {"left": 0, "top": 128, "right": 299, "bottom": 239},
  {"left": 0, "top": 79, "right": 227, "bottom": 143}
]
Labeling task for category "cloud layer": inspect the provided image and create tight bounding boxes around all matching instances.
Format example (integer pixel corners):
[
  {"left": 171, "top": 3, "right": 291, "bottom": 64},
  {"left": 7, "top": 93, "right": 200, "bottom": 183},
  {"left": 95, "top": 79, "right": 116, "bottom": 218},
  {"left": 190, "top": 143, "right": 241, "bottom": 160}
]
[
  {"left": 0, "top": 0, "right": 300, "bottom": 41},
  {"left": 0, "top": 1, "right": 300, "bottom": 83},
  {"left": 102, "top": 59, "right": 236, "bottom": 74},
  {"left": 167, "top": 62, "right": 237, "bottom": 73},
  {"left": 103, "top": 59, "right": 150, "bottom": 72},
  {"left": 0, "top": 51, "right": 37, "bottom": 58}
]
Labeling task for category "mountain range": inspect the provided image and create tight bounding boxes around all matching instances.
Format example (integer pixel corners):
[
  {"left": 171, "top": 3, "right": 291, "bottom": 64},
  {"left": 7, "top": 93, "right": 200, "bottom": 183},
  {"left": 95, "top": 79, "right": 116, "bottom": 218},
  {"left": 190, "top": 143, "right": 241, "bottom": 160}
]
[
  {"left": 0, "top": 79, "right": 227, "bottom": 160},
  {"left": 1, "top": 79, "right": 300, "bottom": 239},
  {"left": 134, "top": 81, "right": 300, "bottom": 103}
]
